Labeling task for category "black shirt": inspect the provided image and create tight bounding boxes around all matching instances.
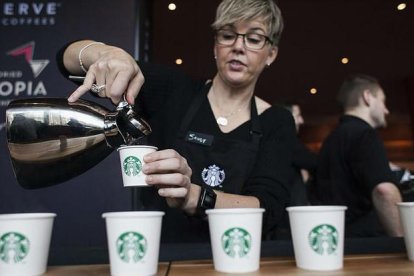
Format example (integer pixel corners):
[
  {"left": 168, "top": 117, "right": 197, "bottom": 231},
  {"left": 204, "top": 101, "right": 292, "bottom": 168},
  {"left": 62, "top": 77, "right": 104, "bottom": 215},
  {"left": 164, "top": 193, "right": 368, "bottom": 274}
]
[{"left": 310, "top": 115, "right": 396, "bottom": 236}]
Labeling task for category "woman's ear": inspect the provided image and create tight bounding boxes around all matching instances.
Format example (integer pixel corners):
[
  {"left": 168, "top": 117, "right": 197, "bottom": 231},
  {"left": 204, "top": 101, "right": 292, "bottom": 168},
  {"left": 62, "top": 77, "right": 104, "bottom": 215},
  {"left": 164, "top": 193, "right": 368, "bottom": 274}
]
[{"left": 266, "top": 46, "right": 278, "bottom": 67}]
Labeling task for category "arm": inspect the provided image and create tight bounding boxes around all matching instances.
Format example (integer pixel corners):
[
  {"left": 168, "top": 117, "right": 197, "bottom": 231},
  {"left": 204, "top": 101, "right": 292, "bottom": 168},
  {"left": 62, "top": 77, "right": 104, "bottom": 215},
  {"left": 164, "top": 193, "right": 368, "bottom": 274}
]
[
  {"left": 142, "top": 149, "right": 259, "bottom": 215},
  {"left": 352, "top": 129, "right": 403, "bottom": 236},
  {"left": 179, "top": 184, "right": 260, "bottom": 215},
  {"left": 372, "top": 182, "right": 403, "bottom": 237},
  {"left": 61, "top": 40, "right": 143, "bottom": 105}
]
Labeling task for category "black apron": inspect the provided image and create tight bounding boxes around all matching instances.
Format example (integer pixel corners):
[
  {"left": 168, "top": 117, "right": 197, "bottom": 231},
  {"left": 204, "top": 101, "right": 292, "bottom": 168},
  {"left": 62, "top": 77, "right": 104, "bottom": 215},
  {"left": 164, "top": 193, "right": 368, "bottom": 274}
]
[
  {"left": 175, "top": 83, "right": 262, "bottom": 193},
  {"left": 143, "top": 83, "right": 263, "bottom": 243}
]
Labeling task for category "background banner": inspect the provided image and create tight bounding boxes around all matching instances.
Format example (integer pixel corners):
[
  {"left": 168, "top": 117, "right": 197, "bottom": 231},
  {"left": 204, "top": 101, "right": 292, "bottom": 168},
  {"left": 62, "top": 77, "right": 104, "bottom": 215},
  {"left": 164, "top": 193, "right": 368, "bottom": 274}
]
[{"left": 0, "top": 0, "right": 141, "bottom": 255}]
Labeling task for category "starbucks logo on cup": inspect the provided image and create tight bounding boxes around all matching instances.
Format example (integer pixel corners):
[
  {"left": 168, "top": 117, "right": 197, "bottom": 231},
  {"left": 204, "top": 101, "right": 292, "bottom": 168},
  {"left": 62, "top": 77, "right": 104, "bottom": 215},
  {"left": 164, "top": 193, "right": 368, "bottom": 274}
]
[
  {"left": 308, "top": 224, "right": 338, "bottom": 255},
  {"left": 116, "top": 231, "right": 147, "bottom": 263},
  {"left": 221, "top": 227, "right": 251, "bottom": 258},
  {"left": 123, "top": 156, "right": 142, "bottom": 176},
  {"left": 0, "top": 232, "right": 30, "bottom": 263}
]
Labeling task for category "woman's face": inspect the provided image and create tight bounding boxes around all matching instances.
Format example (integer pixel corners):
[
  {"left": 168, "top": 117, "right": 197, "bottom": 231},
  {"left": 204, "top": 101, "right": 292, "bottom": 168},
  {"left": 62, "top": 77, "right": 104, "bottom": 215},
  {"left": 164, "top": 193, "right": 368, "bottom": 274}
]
[{"left": 214, "top": 19, "right": 278, "bottom": 89}]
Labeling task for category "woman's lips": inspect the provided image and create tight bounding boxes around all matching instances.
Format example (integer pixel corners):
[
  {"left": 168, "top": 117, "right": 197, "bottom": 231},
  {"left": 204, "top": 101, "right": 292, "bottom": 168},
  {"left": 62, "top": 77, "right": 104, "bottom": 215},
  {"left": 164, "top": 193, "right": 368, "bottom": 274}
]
[{"left": 228, "top": 60, "right": 246, "bottom": 71}]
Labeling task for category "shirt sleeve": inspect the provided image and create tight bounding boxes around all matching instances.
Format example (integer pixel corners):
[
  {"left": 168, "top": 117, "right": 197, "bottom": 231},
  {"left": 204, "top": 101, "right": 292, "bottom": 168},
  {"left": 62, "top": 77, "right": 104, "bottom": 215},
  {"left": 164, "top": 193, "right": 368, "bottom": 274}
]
[
  {"left": 55, "top": 39, "right": 89, "bottom": 81},
  {"left": 135, "top": 63, "right": 205, "bottom": 120},
  {"left": 242, "top": 107, "right": 296, "bottom": 233}
]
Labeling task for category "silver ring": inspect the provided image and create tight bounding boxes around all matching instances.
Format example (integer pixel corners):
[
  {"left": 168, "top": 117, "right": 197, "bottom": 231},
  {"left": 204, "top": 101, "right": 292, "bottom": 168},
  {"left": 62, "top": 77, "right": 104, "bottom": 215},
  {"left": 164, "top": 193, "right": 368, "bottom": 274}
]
[{"left": 91, "top": 84, "right": 106, "bottom": 94}]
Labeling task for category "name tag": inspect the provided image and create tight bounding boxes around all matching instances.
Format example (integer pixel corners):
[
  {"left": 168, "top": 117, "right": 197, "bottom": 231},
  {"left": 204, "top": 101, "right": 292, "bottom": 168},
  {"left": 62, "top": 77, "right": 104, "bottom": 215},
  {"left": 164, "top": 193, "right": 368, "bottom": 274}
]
[{"left": 185, "top": 131, "right": 213, "bottom": 146}]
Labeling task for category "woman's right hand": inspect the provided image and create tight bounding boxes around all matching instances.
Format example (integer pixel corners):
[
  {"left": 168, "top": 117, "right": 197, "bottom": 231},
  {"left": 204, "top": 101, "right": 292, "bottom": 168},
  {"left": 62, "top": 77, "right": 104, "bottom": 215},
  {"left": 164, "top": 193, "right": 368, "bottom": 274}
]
[
  {"left": 142, "top": 149, "right": 200, "bottom": 213},
  {"left": 65, "top": 40, "right": 144, "bottom": 105}
]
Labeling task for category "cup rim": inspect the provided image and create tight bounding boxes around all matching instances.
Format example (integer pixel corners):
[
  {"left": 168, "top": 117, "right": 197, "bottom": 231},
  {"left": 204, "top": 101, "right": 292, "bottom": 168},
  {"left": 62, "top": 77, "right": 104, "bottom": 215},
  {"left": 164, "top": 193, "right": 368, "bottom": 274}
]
[
  {"left": 117, "top": 145, "right": 158, "bottom": 151},
  {"left": 397, "top": 202, "right": 414, "bottom": 207},
  {"left": 286, "top": 205, "right": 347, "bottom": 212},
  {"left": 0, "top": 213, "right": 57, "bottom": 220},
  {"left": 102, "top": 211, "right": 165, "bottom": 218},
  {"left": 206, "top": 208, "right": 265, "bottom": 215}
]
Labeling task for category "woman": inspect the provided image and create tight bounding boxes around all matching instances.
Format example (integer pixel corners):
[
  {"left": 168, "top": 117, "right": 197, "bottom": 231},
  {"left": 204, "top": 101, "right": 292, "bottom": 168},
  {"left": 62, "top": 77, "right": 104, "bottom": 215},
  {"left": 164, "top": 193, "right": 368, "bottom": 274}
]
[{"left": 58, "top": 0, "right": 296, "bottom": 242}]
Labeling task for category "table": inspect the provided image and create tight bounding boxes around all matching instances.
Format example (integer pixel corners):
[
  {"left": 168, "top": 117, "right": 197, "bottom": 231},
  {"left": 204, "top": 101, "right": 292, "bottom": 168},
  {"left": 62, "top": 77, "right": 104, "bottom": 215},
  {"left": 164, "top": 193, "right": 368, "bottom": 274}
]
[
  {"left": 45, "top": 262, "right": 169, "bottom": 276},
  {"left": 168, "top": 254, "right": 414, "bottom": 275},
  {"left": 45, "top": 253, "right": 414, "bottom": 275}
]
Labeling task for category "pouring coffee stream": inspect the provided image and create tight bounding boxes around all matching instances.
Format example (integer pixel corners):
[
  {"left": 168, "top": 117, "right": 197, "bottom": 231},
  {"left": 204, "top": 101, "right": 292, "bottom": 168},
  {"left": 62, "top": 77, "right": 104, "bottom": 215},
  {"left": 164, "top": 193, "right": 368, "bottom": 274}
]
[{"left": 6, "top": 96, "right": 152, "bottom": 189}]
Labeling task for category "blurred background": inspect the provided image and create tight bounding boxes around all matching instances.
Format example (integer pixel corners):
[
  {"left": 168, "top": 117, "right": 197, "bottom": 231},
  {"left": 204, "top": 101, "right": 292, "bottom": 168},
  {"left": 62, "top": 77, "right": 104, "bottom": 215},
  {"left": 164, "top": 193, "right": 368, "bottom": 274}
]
[{"left": 149, "top": 0, "right": 414, "bottom": 161}]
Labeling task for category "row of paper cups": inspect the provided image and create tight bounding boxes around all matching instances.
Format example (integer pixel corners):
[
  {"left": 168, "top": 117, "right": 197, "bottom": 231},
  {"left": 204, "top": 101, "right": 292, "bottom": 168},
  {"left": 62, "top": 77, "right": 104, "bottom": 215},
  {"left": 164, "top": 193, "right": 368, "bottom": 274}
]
[
  {"left": 2, "top": 203, "right": 414, "bottom": 275},
  {"left": 0, "top": 206, "right": 344, "bottom": 275},
  {"left": 0, "top": 209, "right": 264, "bottom": 275}
]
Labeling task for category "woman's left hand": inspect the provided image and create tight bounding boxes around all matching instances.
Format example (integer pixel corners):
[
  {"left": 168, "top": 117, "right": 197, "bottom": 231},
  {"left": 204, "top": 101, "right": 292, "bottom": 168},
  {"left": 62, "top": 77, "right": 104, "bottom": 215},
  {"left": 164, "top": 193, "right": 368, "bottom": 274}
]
[{"left": 143, "top": 149, "right": 199, "bottom": 212}]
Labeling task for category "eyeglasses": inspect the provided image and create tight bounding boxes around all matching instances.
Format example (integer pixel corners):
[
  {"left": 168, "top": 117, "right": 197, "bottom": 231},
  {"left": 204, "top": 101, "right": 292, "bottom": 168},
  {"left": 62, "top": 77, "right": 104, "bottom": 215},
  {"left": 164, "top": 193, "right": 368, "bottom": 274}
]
[{"left": 215, "top": 29, "right": 273, "bottom": 50}]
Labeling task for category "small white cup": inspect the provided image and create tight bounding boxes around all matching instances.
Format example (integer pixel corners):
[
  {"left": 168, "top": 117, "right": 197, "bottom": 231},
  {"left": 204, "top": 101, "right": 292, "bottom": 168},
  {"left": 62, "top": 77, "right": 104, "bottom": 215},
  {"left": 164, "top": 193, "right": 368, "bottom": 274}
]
[
  {"left": 286, "top": 206, "right": 347, "bottom": 271},
  {"left": 102, "top": 211, "right": 164, "bottom": 276},
  {"left": 0, "top": 213, "right": 56, "bottom": 276},
  {"left": 206, "top": 208, "right": 264, "bottom": 273},
  {"left": 117, "top": 145, "right": 157, "bottom": 187},
  {"left": 397, "top": 202, "right": 414, "bottom": 261}
]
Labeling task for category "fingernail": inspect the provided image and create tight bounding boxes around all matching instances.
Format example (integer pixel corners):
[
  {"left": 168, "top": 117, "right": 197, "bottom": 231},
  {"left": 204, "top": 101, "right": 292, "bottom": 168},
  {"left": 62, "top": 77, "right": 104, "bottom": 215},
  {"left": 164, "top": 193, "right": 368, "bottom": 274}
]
[{"left": 146, "top": 175, "right": 153, "bottom": 183}]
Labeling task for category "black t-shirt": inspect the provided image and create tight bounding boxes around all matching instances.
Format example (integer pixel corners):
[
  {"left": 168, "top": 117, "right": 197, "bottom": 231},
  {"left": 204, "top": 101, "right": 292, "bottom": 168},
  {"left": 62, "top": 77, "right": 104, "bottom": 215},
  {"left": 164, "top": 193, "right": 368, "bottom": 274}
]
[{"left": 310, "top": 115, "right": 396, "bottom": 236}]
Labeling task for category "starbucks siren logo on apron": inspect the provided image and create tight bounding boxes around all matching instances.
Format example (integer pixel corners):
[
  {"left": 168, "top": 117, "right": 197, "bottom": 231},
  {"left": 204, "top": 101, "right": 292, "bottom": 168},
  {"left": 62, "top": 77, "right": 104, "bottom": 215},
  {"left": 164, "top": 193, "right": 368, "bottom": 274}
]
[
  {"left": 0, "top": 232, "right": 30, "bottom": 263},
  {"left": 123, "top": 156, "right": 142, "bottom": 176},
  {"left": 308, "top": 224, "right": 338, "bottom": 255},
  {"left": 201, "top": 164, "right": 225, "bottom": 187},
  {"left": 221, "top": 227, "right": 251, "bottom": 258},
  {"left": 116, "top": 231, "right": 147, "bottom": 263}
]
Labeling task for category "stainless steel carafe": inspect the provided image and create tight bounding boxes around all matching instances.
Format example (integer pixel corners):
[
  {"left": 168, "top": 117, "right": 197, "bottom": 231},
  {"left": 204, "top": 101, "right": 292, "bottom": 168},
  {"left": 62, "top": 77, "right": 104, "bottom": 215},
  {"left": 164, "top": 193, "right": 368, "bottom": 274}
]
[{"left": 5, "top": 97, "right": 151, "bottom": 189}]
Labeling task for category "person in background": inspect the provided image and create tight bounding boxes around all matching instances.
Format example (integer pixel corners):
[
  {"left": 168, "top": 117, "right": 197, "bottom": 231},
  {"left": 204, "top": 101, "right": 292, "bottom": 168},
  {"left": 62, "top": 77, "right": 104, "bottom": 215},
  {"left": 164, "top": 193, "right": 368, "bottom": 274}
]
[
  {"left": 57, "top": 0, "right": 296, "bottom": 242},
  {"left": 286, "top": 103, "right": 304, "bottom": 133},
  {"left": 268, "top": 102, "right": 317, "bottom": 240},
  {"left": 309, "top": 74, "right": 403, "bottom": 237},
  {"left": 283, "top": 102, "right": 317, "bottom": 206}
]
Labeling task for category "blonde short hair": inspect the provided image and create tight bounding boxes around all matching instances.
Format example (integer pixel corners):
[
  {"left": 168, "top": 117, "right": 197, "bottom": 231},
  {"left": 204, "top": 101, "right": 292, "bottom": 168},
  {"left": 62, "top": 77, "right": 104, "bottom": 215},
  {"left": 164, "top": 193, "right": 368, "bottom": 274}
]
[{"left": 212, "top": 0, "right": 284, "bottom": 46}]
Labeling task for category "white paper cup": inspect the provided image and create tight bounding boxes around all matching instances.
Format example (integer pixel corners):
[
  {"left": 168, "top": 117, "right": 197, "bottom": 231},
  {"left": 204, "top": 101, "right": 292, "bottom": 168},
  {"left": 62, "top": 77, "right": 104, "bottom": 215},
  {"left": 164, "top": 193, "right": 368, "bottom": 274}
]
[
  {"left": 117, "top": 145, "right": 157, "bottom": 187},
  {"left": 397, "top": 202, "right": 414, "bottom": 261},
  {"left": 206, "top": 208, "right": 264, "bottom": 273},
  {"left": 102, "top": 211, "right": 164, "bottom": 276},
  {"left": 0, "top": 213, "right": 56, "bottom": 276},
  {"left": 286, "top": 206, "right": 347, "bottom": 271}
]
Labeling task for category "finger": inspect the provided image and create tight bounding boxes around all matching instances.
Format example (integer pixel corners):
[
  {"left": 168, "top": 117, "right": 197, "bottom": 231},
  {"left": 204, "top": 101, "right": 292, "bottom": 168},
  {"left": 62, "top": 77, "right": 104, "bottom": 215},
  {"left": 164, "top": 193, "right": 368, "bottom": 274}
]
[
  {"left": 68, "top": 70, "right": 97, "bottom": 102},
  {"left": 103, "top": 70, "right": 116, "bottom": 101},
  {"left": 110, "top": 70, "right": 134, "bottom": 104},
  {"left": 88, "top": 61, "right": 116, "bottom": 101},
  {"left": 144, "top": 149, "right": 191, "bottom": 176},
  {"left": 144, "top": 149, "right": 181, "bottom": 162},
  {"left": 68, "top": 85, "right": 90, "bottom": 102},
  {"left": 125, "top": 72, "right": 145, "bottom": 104},
  {"left": 146, "top": 173, "right": 189, "bottom": 186},
  {"left": 103, "top": 66, "right": 124, "bottom": 104},
  {"left": 158, "top": 187, "right": 188, "bottom": 198},
  {"left": 144, "top": 156, "right": 191, "bottom": 176},
  {"left": 94, "top": 70, "right": 107, "bottom": 97}
]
